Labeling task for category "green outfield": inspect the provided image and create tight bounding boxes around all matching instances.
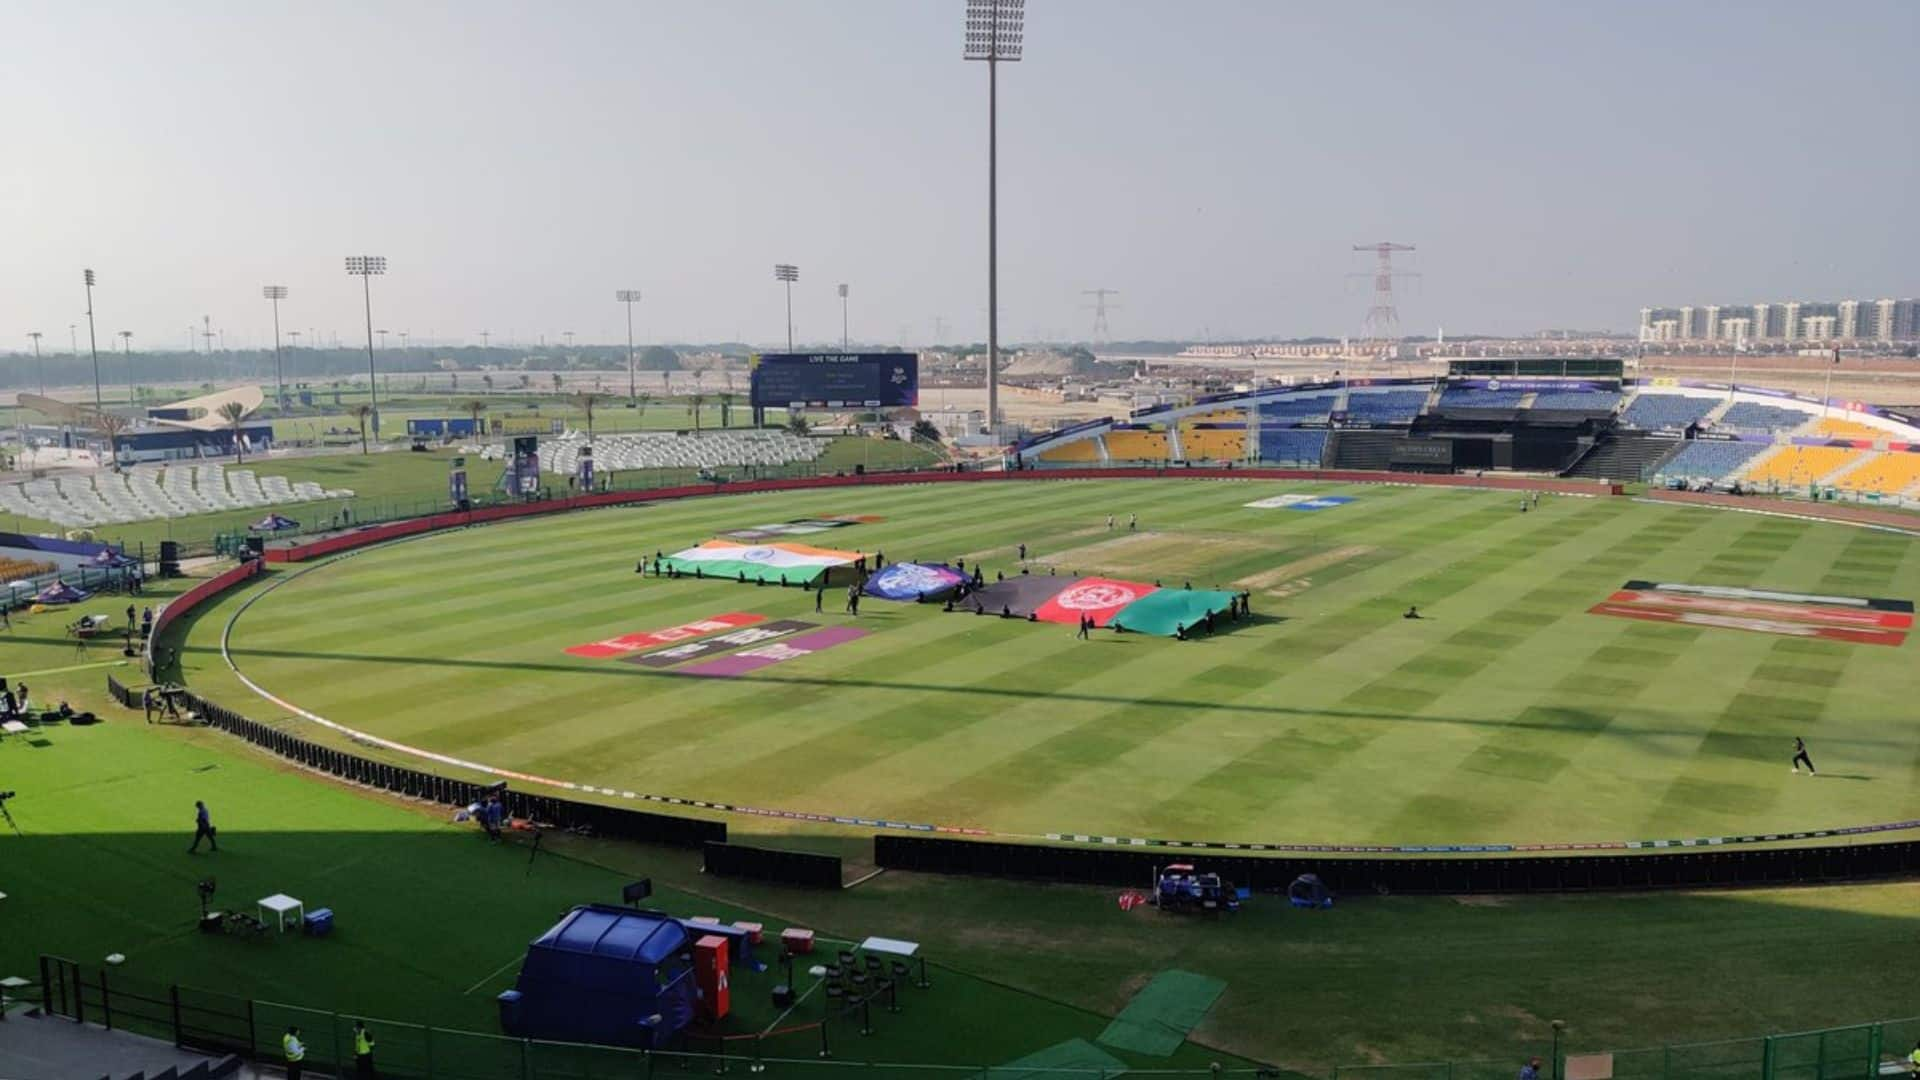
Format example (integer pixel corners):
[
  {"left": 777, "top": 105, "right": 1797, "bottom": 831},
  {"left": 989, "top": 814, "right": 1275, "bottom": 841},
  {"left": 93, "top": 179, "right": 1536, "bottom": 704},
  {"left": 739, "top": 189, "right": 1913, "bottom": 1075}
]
[{"left": 189, "top": 478, "right": 1920, "bottom": 849}]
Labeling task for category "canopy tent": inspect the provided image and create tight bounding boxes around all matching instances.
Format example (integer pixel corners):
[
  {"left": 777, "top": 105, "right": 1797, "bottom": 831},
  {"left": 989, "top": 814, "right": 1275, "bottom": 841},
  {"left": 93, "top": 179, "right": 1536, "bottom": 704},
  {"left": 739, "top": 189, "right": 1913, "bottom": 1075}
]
[
  {"left": 1107, "top": 588, "right": 1239, "bottom": 637},
  {"left": 89, "top": 547, "right": 135, "bottom": 567},
  {"left": 248, "top": 513, "right": 301, "bottom": 532},
  {"left": 864, "top": 562, "right": 967, "bottom": 601},
  {"left": 658, "top": 539, "right": 860, "bottom": 586},
  {"left": 498, "top": 904, "right": 695, "bottom": 1050},
  {"left": 34, "top": 580, "right": 91, "bottom": 604}
]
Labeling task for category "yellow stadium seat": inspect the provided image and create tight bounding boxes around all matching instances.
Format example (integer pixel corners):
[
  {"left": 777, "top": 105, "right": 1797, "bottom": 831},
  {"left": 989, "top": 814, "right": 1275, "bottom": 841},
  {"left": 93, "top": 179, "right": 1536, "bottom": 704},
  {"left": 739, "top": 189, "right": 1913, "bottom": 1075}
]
[
  {"left": 1813, "top": 417, "right": 1885, "bottom": 439},
  {"left": 1037, "top": 439, "right": 1102, "bottom": 463},
  {"left": 1832, "top": 451, "right": 1920, "bottom": 495},
  {"left": 1104, "top": 431, "right": 1171, "bottom": 462},
  {"left": 1179, "top": 429, "right": 1245, "bottom": 462},
  {"left": 1741, "top": 446, "right": 1865, "bottom": 488}
]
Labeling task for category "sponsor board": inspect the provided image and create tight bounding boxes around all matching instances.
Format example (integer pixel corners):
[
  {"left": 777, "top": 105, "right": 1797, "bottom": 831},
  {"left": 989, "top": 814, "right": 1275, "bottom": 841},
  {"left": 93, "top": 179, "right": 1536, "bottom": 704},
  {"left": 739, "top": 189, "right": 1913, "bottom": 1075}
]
[
  {"left": 624, "top": 620, "right": 817, "bottom": 668},
  {"left": 1589, "top": 581, "right": 1912, "bottom": 646},
  {"left": 565, "top": 613, "right": 765, "bottom": 659},
  {"left": 1245, "top": 493, "right": 1356, "bottom": 511},
  {"left": 675, "top": 625, "right": 869, "bottom": 677}
]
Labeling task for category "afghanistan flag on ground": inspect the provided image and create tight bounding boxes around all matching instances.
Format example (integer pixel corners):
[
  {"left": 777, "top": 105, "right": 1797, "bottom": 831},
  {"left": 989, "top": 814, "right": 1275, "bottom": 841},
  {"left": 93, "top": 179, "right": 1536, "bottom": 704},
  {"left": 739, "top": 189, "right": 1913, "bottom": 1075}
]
[
  {"left": 658, "top": 539, "right": 860, "bottom": 585},
  {"left": 864, "top": 562, "right": 967, "bottom": 601},
  {"left": 962, "top": 574, "right": 1238, "bottom": 637}
]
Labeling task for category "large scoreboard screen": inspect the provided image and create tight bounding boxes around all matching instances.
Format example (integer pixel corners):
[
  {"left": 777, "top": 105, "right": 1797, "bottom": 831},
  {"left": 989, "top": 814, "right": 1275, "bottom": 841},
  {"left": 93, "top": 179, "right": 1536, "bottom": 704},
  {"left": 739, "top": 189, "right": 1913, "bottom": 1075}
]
[{"left": 750, "top": 353, "right": 918, "bottom": 409}]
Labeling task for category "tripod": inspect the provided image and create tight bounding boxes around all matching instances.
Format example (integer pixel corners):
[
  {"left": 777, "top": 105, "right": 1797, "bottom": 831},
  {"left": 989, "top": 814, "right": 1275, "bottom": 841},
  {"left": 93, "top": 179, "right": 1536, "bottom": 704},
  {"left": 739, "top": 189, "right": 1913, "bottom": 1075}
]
[{"left": 0, "top": 798, "right": 21, "bottom": 837}]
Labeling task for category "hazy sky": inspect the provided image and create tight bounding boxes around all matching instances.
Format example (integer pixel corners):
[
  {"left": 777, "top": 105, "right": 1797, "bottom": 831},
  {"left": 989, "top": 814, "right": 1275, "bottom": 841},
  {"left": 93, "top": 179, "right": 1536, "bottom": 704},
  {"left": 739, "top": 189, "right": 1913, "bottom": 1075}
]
[{"left": 4, "top": 0, "right": 1916, "bottom": 351}]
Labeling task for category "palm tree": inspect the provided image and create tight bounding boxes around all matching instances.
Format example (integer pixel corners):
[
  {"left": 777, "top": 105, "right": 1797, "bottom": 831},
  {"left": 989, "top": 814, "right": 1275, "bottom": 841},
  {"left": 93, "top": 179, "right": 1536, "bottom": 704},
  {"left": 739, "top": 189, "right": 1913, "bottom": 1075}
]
[
  {"left": 689, "top": 392, "right": 706, "bottom": 433},
  {"left": 635, "top": 392, "right": 651, "bottom": 429},
  {"left": 482, "top": 373, "right": 494, "bottom": 394},
  {"left": 217, "top": 401, "right": 249, "bottom": 463},
  {"left": 551, "top": 371, "right": 563, "bottom": 394},
  {"left": 717, "top": 392, "right": 734, "bottom": 429},
  {"left": 350, "top": 404, "right": 374, "bottom": 455},
  {"left": 572, "top": 392, "right": 602, "bottom": 442},
  {"left": 461, "top": 399, "right": 487, "bottom": 438}
]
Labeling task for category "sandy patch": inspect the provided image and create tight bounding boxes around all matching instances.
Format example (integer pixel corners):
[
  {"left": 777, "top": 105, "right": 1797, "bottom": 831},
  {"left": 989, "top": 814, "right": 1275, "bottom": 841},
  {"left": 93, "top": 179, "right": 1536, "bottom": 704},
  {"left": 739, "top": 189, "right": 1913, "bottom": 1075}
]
[
  {"left": 966, "top": 525, "right": 1106, "bottom": 563},
  {"left": 1236, "top": 545, "right": 1375, "bottom": 597}
]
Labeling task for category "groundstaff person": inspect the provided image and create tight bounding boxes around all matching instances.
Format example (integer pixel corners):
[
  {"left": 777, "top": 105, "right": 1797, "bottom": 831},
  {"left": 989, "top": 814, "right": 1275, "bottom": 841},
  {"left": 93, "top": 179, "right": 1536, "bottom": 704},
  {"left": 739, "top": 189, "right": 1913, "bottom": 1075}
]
[
  {"left": 188, "top": 800, "right": 218, "bottom": 853},
  {"left": 283, "top": 1026, "right": 306, "bottom": 1079},
  {"left": 354, "top": 1019, "right": 377, "bottom": 1077}
]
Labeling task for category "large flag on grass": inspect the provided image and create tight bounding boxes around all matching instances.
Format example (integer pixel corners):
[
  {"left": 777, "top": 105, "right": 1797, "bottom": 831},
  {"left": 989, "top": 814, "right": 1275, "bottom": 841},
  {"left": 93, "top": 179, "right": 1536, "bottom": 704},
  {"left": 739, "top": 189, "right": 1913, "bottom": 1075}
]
[
  {"left": 658, "top": 539, "right": 859, "bottom": 585},
  {"left": 1034, "top": 576, "right": 1158, "bottom": 627},
  {"left": 864, "top": 562, "right": 967, "bottom": 601},
  {"left": 1107, "top": 588, "right": 1240, "bottom": 637}
]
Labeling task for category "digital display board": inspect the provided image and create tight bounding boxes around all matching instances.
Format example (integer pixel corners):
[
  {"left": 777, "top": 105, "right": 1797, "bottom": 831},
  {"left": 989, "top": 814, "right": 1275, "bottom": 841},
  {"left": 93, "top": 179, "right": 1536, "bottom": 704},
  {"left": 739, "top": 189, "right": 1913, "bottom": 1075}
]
[{"left": 750, "top": 353, "right": 918, "bottom": 410}]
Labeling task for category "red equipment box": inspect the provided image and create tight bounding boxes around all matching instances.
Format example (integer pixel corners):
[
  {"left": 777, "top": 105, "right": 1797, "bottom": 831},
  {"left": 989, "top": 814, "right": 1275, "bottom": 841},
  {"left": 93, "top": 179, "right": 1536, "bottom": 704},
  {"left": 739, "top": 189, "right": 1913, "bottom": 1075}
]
[{"left": 694, "top": 935, "right": 730, "bottom": 1022}]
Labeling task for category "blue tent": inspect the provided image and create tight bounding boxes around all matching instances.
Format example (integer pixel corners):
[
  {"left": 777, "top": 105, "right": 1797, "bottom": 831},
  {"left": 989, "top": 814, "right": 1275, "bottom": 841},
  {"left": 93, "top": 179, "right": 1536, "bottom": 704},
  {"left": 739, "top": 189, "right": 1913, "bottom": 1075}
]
[
  {"left": 90, "top": 547, "right": 134, "bottom": 568},
  {"left": 498, "top": 905, "right": 696, "bottom": 1049},
  {"left": 248, "top": 513, "right": 300, "bottom": 532},
  {"left": 34, "top": 580, "right": 91, "bottom": 605}
]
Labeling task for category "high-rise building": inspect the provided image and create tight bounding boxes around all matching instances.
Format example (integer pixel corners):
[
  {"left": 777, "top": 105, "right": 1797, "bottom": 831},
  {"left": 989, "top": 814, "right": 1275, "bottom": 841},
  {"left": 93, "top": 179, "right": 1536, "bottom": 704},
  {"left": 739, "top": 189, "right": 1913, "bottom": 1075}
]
[{"left": 1838, "top": 299, "right": 1864, "bottom": 339}]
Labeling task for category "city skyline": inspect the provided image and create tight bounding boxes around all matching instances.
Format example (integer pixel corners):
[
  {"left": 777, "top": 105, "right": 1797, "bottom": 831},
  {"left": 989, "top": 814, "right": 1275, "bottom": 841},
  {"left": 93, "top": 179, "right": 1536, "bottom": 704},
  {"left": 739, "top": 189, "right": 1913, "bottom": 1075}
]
[{"left": 4, "top": 1, "right": 1916, "bottom": 350}]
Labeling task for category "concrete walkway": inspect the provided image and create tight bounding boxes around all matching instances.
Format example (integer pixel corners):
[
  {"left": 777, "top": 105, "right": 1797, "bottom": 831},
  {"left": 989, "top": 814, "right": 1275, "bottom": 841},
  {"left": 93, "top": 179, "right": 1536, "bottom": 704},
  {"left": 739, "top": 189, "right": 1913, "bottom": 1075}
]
[{"left": 0, "top": 1005, "right": 276, "bottom": 1079}]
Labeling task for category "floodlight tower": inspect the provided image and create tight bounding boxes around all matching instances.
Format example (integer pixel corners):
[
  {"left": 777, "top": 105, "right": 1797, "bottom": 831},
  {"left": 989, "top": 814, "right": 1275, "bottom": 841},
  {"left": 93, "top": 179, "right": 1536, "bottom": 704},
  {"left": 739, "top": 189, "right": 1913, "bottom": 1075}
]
[
  {"left": 838, "top": 283, "right": 850, "bottom": 350},
  {"left": 774, "top": 264, "right": 799, "bottom": 351},
  {"left": 117, "top": 331, "right": 134, "bottom": 408},
  {"left": 26, "top": 332, "right": 43, "bottom": 395},
  {"left": 616, "top": 290, "right": 641, "bottom": 402},
  {"left": 82, "top": 269, "right": 103, "bottom": 412},
  {"left": 262, "top": 285, "right": 289, "bottom": 410},
  {"left": 345, "top": 255, "right": 387, "bottom": 429},
  {"left": 965, "top": 0, "right": 1023, "bottom": 435}
]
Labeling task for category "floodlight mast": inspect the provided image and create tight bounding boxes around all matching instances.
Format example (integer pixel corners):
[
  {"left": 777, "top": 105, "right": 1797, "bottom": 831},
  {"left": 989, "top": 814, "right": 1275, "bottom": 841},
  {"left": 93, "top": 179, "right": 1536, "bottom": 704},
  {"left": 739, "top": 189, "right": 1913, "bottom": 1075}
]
[
  {"left": 964, "top": 0, "right": 1023, "bottom": 439},
  {"left": 616, "top": 290, "right": 642, "bottom": 402},
  {"left": 117, "top": 330, "right": 134, "bottom": 410},
  {"left": 344, "top": 256, "right": 387, "bottom": 432},
  {"left": 838, "top": 283, "right": 850, "bottom": 350},
  {"left": 774, "top": 264, "right": 799, "bottom": 352},
  {"left": 262, "top": 285, "right": 289, "bottom": 411},
  {"left": 27, "top": 333, "right": 43, "bottom": 396},
  {"left": 82, "top": 269, "right": 103, "bottom": 413}
]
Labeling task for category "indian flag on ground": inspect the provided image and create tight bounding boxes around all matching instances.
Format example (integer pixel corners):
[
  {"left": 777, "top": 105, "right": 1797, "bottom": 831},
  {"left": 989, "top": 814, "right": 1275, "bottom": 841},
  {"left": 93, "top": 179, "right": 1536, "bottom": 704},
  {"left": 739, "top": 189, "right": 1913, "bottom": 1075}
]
[{"left": 658, "top": 539, "right": 861, "bottom": 585}]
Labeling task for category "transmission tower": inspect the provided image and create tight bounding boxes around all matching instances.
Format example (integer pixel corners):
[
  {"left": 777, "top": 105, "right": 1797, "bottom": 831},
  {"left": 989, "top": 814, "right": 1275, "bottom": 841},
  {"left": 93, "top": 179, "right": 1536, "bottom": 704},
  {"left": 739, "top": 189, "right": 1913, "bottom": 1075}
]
[
  {"left": 1082, "top": 289, "right": 1120, "bottom": 343},
  {"left": 1349, "top": 242, "right": 1417, "bottom": 354}
]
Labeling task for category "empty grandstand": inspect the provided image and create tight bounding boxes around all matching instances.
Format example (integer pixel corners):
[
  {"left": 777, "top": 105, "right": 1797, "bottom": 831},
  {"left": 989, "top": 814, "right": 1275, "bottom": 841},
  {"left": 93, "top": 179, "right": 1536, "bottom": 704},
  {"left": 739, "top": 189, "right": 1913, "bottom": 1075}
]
[
  {"left": 1744, "top": 445, "right": 1867, "bottom": 489},
  {"left": 1831, "top": 449, "right": 1920, "bottom": 494},
  {"left": 1531, "top": 388, "right": 1622, "bottom": 412},
  {"left": 1718, "top": 402, "right": 1811, "bottom": 433},
  {"left": 1344, "top": 389, "right": 1429, "bottom": 422},
  {"left": 1438, "top": 387, "right": 1528, "bottom": 410},
  {"left": 1620, "top": 393, "right": 1717, "bottom": 430},
  {"left": 534, "top": 430, "right": 824, "bottom": 476},
  {"left": 0, "top": 465, "right": 350, "bottom": 528},
  {"left": 1651, "top": 440, "right": 1769, "bottom": 486},
  {"left": 1259, "top": 428, "right": 1329, "bottom": 465}
]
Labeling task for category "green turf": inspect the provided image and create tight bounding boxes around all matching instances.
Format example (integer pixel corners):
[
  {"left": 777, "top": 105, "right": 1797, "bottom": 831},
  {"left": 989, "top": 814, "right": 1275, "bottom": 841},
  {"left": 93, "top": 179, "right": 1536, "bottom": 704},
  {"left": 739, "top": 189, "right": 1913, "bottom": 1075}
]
[
  {"left": 1097, "top": 970, "right": 1227, "bottom": 1056},
  {"left": 986, "top": 1038, "right": 1130, "bottom": 1080},
  {"left": 184, "top": 479, "right": 1920, "bottom": 847},
  {"left": 0, "top": 717, "right": 1241, "bottom": 1071}
]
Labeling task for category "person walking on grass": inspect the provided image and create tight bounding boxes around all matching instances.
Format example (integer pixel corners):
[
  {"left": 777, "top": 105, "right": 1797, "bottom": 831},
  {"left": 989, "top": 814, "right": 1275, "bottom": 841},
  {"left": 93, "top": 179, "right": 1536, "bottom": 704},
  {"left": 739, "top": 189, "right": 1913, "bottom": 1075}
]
[
  {"left": 1106, "top": 514, "right": 1115, "bottom": 531},
  {"left": 1128, "top": 513, "right": 1137, "bottom": 532},
  {"left": 1791, "top": 736, "right": 1817, "bottom": 775},
  {"left": 1518, "top": 1058, "right": 1542, "bottom": 1080},
  {"left": 188, "top": 800, "right": 218, "bottom": 853},
  {"left": 814, "top": 584, "right": 824, "bottom": 613}
]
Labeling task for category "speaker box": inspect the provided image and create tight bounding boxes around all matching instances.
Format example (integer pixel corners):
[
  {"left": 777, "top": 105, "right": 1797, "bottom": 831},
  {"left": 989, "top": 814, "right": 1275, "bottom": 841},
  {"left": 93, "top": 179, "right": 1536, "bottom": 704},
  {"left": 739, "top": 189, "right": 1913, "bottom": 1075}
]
[
  {"left": 158, "top": 540, "right": 182, "bottom": 577},
  {"left": 245, "top": 536, "right": 265, "bottom": 557}
]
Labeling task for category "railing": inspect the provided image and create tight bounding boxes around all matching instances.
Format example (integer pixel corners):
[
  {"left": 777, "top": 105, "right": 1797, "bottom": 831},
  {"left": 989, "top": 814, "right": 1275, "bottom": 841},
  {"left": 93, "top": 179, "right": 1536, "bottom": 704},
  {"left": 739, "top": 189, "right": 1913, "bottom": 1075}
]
[{"left": 33, "top": 954, "right": 1920, "bottom": 1080}]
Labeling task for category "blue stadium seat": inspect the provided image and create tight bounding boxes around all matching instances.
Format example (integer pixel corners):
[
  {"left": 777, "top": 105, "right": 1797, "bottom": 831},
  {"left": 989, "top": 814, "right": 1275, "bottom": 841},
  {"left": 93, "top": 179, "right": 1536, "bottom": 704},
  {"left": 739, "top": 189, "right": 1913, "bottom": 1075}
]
[
  {"left": 1257, "top": 429, "right": 1329, "bottom": 465},
  {"left": 1621, "top": 393, "right": 1715, "bottom": 430},
  {"left": 1652, "top": 440, "right": 1767, "bottom": 483},
  {"left": 1344, "top": 390, "right": 1428, "bottom": 422},
  {"left": 1531, "top": 390, "right": 1621, "bottom": 411},
  {"left": 1718, "top": 402, "right": 1813, "bottom": 433}
]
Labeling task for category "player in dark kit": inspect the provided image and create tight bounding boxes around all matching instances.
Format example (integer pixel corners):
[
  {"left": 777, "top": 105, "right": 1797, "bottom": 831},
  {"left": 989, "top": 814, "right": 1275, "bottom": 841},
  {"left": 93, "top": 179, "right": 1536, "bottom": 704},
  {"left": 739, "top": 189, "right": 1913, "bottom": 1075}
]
[{"left": 1791, "top": 737, "right": 1816, "bottom": 775}]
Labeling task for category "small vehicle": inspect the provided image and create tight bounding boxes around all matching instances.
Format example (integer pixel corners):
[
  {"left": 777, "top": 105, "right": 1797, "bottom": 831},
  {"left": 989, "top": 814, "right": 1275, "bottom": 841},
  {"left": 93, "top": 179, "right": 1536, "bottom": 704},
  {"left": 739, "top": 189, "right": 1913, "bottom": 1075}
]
[{"left": 1153, "top": 863, "right": 1241, "bottom": 915}]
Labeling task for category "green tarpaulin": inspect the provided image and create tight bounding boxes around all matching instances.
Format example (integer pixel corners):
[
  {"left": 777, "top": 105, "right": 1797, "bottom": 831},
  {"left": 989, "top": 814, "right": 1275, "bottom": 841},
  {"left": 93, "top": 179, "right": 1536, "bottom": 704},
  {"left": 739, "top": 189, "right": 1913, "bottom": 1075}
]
[
  {"left": 1096, "top": 969, "right": 1227, "bottom": 1056},
  {"left": 1109, "top": 590, "right": 1239, "bottom": 637},
  {"left": 980, "top": 1038, "right": 1130, "bottom": 1080},
  {"left": 654, "top": 557, "right": 831, "bottom": 585}
]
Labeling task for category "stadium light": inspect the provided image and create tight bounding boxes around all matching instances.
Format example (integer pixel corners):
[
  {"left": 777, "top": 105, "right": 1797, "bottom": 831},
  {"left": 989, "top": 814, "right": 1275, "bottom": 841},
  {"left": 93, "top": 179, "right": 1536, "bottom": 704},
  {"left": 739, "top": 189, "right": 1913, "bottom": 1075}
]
[
  {"left": 82, "top": 269, "right": 103, "bottom": 413},
  {"left": 262, "top": 285, "right": 289, "bottom": 411},
  {"left": 616, "top": 290, "right": 642, "bottom": 402},
  {"left": 117, "top": 330, "right": 134, "bottom": 411},
  {"left": 345, "top": 255, "right": 387, "bottom": 432},
  {"left": 774, "top": 264, "right": 799, "bottom": 352},
  {"left": 27, "top": 332, "right": 43, "bottom": 396},
  {"left": 964, "top": 0, "right": 1024, "bottom": 437},
  {"left": 838, "top": 283, "right": 850, "bottom": 350}
]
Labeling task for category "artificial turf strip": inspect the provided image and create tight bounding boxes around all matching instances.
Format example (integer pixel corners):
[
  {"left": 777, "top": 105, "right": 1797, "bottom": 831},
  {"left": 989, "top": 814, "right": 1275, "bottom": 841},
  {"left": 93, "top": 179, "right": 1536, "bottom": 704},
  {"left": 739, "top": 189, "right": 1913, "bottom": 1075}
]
[
  {"left": 184, "top": 479, "right": 1920, "bottom": 849},
  {"left": 1097, "top": 970, "right": 1228, "bottom": 1057},
  {"left": 984, "top": 1038, "right": 1130, "bottom": 1080}
]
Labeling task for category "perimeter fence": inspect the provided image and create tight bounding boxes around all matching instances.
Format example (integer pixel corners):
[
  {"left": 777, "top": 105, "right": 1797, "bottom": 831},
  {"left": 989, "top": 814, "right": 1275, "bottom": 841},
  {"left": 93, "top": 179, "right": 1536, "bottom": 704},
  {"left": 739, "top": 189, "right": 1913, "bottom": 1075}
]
[{"left": 31, "top": 956, "right": 1920, "bottom": 1080}]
